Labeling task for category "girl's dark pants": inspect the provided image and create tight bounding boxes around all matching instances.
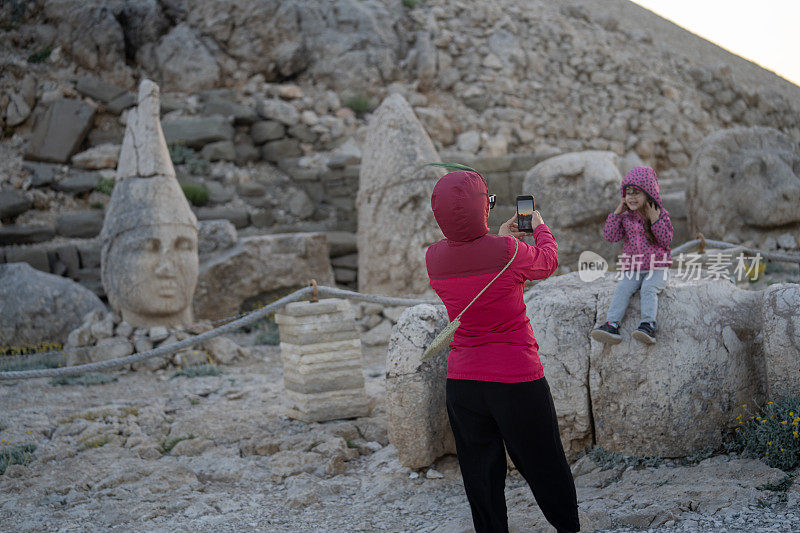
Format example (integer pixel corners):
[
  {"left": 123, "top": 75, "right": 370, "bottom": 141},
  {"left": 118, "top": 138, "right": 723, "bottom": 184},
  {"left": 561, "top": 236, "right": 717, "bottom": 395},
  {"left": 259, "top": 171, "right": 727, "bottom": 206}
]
[{"left": 446, "top": 377, "right": 580, "bottom": 533}]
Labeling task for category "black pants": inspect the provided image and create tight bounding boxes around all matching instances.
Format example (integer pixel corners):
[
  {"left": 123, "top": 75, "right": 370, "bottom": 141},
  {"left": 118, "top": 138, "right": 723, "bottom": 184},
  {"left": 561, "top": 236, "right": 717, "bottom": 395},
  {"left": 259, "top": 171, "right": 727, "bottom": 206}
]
[{"left": 446, "top": 377, "right": 580, "bottom": 533}]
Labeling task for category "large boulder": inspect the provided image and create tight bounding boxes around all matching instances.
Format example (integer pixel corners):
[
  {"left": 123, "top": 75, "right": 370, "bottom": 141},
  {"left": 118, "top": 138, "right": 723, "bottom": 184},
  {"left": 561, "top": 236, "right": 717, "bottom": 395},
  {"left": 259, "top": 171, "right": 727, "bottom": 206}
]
[
  {"left": 357, "top": 94, "right": 443, "bottom": 296},
  {"left": 387, "top": 271, "right": 799, "bottom": 463},
  {"left": 521, "top": 151, "right": 623, "bottom": 268},
  {"left": 152, "top": 24, "right": 220, "bottom": 91},
  {"left": 583, "top": 273, "right": 763, "bottom": 458},
  {"left": 687, "top": 127, "right": 800, "bottom": 243},
  {"left": 0, "top": 263, "right": 106, "bottom": 346},
  {"left": 386, "top": 304, "right": 455, "bottom": 468},
  {"left": 193, "top": 233, "right": 335, "bottom": 321}
]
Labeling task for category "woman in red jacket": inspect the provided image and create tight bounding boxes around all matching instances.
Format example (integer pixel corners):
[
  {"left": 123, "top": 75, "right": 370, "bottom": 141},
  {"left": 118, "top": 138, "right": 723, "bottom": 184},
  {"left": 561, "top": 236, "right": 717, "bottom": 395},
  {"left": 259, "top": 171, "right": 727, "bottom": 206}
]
[{"left": 426, "top": 169, "right": 579, "bottom": 533}]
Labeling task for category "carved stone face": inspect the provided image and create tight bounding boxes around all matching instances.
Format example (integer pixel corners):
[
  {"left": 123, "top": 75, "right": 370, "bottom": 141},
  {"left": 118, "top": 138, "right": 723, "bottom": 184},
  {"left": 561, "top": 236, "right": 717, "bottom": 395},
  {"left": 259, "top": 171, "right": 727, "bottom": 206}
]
[{"left": 105, "top": 223, "right": 198, "bottom": 327}]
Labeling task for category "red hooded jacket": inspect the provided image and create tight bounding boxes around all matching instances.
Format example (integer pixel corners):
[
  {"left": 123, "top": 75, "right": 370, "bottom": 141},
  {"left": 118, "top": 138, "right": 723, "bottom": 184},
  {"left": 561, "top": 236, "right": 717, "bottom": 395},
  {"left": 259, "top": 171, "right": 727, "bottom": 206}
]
[{"left": 425, "top": 171, "right": 559, "bottom": 383}]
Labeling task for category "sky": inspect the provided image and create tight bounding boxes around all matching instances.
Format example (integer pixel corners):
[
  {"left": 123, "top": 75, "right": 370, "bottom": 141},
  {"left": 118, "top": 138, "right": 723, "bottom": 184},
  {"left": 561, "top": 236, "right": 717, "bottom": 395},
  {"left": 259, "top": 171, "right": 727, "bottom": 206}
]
[{"left": 630, "top": 0, "right": 800, "bottom": 86}]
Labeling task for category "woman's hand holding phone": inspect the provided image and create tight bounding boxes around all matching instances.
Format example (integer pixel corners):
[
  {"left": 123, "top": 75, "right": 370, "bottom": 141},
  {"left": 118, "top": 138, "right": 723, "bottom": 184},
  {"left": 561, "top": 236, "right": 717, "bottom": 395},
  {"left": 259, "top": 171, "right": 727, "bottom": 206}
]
[{"left": 499, "top": 212, "right": 543, "bottom": 237}]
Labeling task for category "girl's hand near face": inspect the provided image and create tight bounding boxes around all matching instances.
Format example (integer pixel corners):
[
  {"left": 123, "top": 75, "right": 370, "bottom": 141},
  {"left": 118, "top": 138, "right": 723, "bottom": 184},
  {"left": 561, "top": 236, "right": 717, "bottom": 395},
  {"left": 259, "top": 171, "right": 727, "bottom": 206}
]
[
  {"left": 645, "top": 201, "right": 661, "bottom": 223},
  {"left": 613, "top": 198, "right": 628, "bottom": 215}
]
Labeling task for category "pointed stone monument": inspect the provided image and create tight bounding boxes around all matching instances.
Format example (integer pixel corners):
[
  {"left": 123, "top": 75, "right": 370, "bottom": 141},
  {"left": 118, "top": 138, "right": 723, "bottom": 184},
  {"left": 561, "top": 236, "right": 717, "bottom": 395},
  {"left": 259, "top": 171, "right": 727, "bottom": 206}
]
[
  {"left": 100, "top": 80, "right": 199, "bottom": 328},
  {"left": 357, "top": 93, "right": 443, "bottom": 296}
]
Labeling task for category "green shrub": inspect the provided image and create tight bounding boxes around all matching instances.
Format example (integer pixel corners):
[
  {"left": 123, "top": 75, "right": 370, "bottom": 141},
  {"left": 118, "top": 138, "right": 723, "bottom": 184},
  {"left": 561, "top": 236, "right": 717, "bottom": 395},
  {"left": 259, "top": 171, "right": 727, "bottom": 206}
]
[
  {"left": 90, "top": 201, "right": 105, "bottom": 210},
  {"left": 96, "top": 177, "right": 115, "bottom": 195},
  {"left": 180, "top": 183, "right": 210, "bottom": 206},
  {"left": 0, "top": 444, "right": 36, "bottom": 475},
  {"left": 402, "top": 0, "right": 421, "bottom": 7},
  {"left": 344, "top": 95, "right": 372, "bottom": 114},
  {"left": 731, "top": 397, "right": 800, "bottom": 471},
  {"left": 27, "top": 47, "right": 52, "bottom": 63},
  {"left": 50, "top": 373, "right": 118, "bottom": 387},
  {"left": 171, "top": 364, "right": 221, "bottom": 379}
]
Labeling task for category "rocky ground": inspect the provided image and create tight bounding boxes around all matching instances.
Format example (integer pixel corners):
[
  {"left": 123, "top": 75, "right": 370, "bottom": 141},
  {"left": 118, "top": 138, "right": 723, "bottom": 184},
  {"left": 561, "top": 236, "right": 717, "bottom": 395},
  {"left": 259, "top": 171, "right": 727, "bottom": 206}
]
[{"left": 1, "top": 338, "right": 798, "bottom": 532}]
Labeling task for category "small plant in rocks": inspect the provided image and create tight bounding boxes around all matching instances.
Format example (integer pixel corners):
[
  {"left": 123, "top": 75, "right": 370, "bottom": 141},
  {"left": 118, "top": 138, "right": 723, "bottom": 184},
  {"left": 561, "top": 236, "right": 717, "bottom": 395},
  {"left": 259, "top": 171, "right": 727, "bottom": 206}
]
[
  {"left": 344, "top": 94, "right": 372, "bottom": 115},
  {"left": 50, "top": 373, "right": 118, "bottom": 387},
  {"left": 171, "top": 364, "right": 221, "bottom": 379},
  {"left": 731, "top": 397, "right": 800, "bottom": 471},
  {"left": 0, "top": 444, "right": 36, "bottom": 475}
]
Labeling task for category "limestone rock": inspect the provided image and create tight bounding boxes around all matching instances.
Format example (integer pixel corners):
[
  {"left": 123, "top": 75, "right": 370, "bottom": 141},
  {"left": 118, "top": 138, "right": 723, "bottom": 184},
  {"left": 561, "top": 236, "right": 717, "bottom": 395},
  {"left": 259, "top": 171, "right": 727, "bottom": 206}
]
[
  {"left": 687, "top": 127, "right": 800, "bottom": 242},
  {"left": 197, "top": 219, "right": 238, "bottom": 258},
  {"left": 275, "top": 299, "right": 369, "bottom": 422},
  {"left": 6, "top": 93, "right": 31, "bottom": 127},
  {"left": 194, "top": 233, "right": 335, "bottom": 321},
  {"left": 0, "top": 263, "right": 106, "bottom": 346},
  {"left": 162, "top": 116, "right": 234, "bottom": 149},
  {"left": 71, "top": 144, "right": 121, "bottom": 170},
  {"left": 101, "top": 80, "right": 199, "bottom": 329},
  {"left": 386, "top": 304, "right": 455, "bottom": 468},
  {"left": 24, "top": 100, "right": 97, "bottom": 163},
  {"left": 0, "top": 190, "right": 32, "bottom": 219},
  {"left": 522, "top": 151, "right": 623, "bottom": 267},
  {"left": 388, "top": 271, "right": 797, "bottom": 460},
  {"left": 357, "top": 94, "right": 443, "bottom": 296},
  {"left": 256, "top": 99, "right": 300, "bottom": 126},
  {"left": 75, "top": 76, "right": 127, "bottom": 103},
  {"left": 56, "top": 211, "right": 105, "bottom": 239},
  {"left": 154, "top": 24, "right": 219, "bottom": 91},
  {"left": 760, "top": 283, "right": 800, "bottom": 399}
]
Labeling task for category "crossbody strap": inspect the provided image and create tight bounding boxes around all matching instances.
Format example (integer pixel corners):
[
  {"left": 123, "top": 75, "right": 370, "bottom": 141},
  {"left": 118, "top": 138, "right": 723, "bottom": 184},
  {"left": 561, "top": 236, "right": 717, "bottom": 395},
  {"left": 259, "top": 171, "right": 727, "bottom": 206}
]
[{"left": 455, "top": 237, "right": 519, "bottom": 321}]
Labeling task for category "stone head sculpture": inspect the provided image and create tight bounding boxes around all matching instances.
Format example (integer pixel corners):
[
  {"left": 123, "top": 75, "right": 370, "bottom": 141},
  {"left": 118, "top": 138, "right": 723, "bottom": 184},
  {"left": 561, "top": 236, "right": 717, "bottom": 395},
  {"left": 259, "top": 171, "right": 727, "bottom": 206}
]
[
  {"left": 687, "top": 126, "right": 800, "bottom": 242},
  {"left": 100, "top": 79, "right": 199, "bottom": 328}
]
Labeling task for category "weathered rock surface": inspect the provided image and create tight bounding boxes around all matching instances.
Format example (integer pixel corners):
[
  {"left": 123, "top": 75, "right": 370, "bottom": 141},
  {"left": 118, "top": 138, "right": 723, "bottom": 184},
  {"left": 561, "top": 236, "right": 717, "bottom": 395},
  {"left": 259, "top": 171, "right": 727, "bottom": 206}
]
[
  {"left": 357, "top": 94, "right": 443, "bottom": 296},
  {"left": 389, "top": 271, "right": 799, "bottom": 464},
  {"left": 687, "top": 127, "right": 800, "bottom": 242},
  {"left": 161, "top": 116, "right": 234, "bottom": 149},
  {"left": 275, "top": 299, "right": 369, "bottom": 422},
  {"left": 71, "top": 144, "right": 121, "bottom": 170},
  {"left": 0, "top": 190, "right": 32, "bottom": 219},
  {"left": 193, "top": 233, "right": 335, "bottom": 321},
  {"left": 24, "top": 100, "right": 97, "bottom": 163},
  {"left": 153, "top": 24, "right": 220, "bottom": 91},
  {"left": 760, "top": 283, "right": 800, "bottom": 399},
  {"left": 0, "top": 263, "right": 106, "bottom": 346},
  {"left": 386, "top": 304, "right": 455, "bottom": 469}
]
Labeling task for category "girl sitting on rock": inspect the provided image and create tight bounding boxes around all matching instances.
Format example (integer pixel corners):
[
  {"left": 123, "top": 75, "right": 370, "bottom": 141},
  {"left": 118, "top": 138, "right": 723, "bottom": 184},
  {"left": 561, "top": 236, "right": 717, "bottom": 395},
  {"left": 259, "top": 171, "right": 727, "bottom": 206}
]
[{"left": 591, "top": 166, "right": 673, "bottom": 345}]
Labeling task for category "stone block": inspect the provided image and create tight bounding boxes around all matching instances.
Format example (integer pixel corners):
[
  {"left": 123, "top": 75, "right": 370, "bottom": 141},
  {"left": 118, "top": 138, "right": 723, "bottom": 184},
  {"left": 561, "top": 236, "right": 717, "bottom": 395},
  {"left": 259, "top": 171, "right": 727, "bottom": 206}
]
[
  {"left": 0, "top": 225, "right": 55, "bottom": 246},
  {"left": 162, "top": 116, "right": 234, "bottom": 149},
  {"left": 0, "top": 190, "right": 32, "bottom": 219},
  {"left": 56, "top": 211, "right": 105, "bottom": 238},
  {"left": 75, "top": 76, "right": 127, "bottom": 103},
  {"left": 24, "top": 100, "right": 96, "bottom": 163},
  {"left": 276, "top": 299, "right": 369, "bottom": 422}
]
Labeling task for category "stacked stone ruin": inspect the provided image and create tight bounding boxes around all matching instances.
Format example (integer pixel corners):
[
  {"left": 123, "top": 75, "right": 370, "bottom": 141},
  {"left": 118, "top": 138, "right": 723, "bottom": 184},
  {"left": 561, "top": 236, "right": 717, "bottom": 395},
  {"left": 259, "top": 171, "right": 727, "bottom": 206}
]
[{"left": 275, "top": 299, "right": 369, "bottom": 422}]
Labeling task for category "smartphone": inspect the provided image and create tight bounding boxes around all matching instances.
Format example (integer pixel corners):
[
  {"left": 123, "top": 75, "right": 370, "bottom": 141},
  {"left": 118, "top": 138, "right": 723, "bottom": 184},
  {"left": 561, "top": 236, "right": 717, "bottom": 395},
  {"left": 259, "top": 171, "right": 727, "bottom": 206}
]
[{"left": 516, "top": 195, "right": 535, "bottom": 233}]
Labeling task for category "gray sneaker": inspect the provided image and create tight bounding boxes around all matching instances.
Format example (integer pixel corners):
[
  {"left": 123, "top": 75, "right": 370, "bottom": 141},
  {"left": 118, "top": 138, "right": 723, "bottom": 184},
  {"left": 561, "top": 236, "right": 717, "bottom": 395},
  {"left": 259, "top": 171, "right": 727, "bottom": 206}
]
[
  {"left": 632, "top": 322, "right": 656, "bottom": 345},
  {"left": 590, "top": 321, "right": 622, "bottom": 344}
]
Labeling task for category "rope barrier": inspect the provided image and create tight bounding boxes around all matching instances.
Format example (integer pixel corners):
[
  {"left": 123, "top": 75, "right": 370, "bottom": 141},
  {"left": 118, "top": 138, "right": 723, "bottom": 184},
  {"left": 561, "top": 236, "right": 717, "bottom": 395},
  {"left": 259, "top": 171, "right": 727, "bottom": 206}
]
[
  {"left": 671, "top": 234, "right": 800, "bottom": 264},
  {"left": 0, "top": 285, "right": 440, "bottom": 381}
]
